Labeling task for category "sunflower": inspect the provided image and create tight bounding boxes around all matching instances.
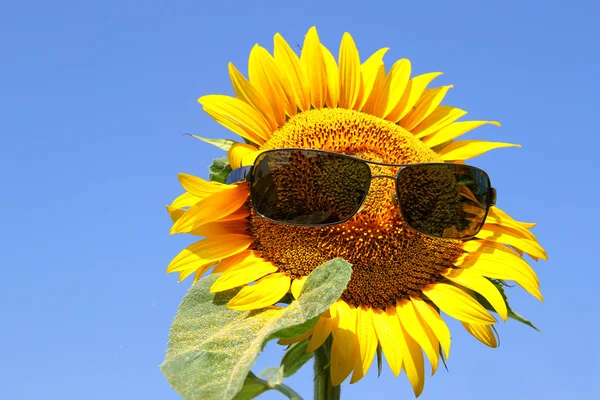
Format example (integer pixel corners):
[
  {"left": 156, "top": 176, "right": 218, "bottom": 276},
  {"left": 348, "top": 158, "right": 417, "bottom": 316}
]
[{"left": 166, "top": 27, "right": 546, "bottom": 396}]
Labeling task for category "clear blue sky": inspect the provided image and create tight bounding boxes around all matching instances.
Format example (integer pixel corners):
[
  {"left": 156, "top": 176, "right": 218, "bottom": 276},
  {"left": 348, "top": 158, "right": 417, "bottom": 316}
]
[{"left": 1, "top": 0, "right": 597, "bottom": 399}]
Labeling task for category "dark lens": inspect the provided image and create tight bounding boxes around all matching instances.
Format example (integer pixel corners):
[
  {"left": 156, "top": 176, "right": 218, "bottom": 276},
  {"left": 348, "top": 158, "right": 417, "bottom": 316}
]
[
  {"left": 396, "top": 164, "right": 491, "bottom": 239},
  {"left": 251, "top": 149, "right": 371, "bottom": 225}
]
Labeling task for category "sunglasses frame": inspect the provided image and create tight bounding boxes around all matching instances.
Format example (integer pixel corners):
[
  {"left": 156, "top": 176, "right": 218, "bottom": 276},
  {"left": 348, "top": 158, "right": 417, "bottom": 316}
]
[{"left": 226, "top": 148, "right": 496, "bottom": 239}]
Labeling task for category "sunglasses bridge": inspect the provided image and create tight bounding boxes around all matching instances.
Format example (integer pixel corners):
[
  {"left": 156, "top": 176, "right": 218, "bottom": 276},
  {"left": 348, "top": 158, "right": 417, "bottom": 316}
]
[{"left": 355, "top": 174, "right": 403, "bottom": 212}]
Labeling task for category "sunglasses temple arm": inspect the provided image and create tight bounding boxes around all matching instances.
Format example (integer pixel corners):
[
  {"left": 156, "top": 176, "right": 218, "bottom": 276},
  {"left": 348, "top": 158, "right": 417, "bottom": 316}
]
[
  {"left": 489, "top": 187, "right": 497, "bottom": 206},
  {"left": 226, "top": 166, "right": 253, "bottom": 185}
]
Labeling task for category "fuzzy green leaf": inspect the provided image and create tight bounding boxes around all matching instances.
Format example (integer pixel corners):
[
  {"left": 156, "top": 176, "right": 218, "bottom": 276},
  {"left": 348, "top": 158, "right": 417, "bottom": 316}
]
[
  {"left": 187, "top": 134, "right": 236, "bottom": 152},
  {"left": 161, "top": 258, "right": 352, "bottom": 400},
  {"left": 281, "top": 339, "right": 313, "bottom": 378},
  {"left": 209, "top": 156, "right": 233, "bottom": 184},
  {"left": 476, "top": 279, "right": 540, "bottom": 332}
]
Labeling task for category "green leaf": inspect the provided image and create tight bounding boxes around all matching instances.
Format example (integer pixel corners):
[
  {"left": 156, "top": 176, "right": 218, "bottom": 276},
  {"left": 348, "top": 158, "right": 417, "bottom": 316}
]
[
  {"left": 258, "top": 366, "right": 283, "bottom": 385},
  {"left": 475, "top": 279, "right": 540, "bottom": 332},
  {"left": 264, "top": 317, "right": 319, "bottom": 347},
  {"left": 281, "top": 339, "right": 313, "bottom": 378},
  {"left": 376, "top": 343, "right": 383, "bottom": 377},
  {"left": 232, "top": 372, "right": 270, "bottom": 400},
  {"left": 161, "top": 258, "right": 352, "bottom": 400},
  {"left": 187, "top": 134, "right": 236, "bottom": 152},
  {"left": 505, "top": 308, "right": 540, "bottom": 332},
  {"left": 184, "top": 134, "right": 235, "bottom": 183},
  {"left": 232, "top": 371, "right": 303, "bottom": 400},
  {"left": 209, "top": 156, "right": 233, "bottom": 184}
]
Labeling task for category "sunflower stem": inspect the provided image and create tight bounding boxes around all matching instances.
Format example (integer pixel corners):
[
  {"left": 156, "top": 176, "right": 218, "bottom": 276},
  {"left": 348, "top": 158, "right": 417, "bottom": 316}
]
[{"left": 314, "top": 337, "right": 340, "bottom": 400}]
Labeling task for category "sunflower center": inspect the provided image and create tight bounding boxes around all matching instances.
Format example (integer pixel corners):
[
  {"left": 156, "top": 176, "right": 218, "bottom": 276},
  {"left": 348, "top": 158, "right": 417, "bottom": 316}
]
[{"left": 250, "top": 108, "right": 463, "bottom": 310}]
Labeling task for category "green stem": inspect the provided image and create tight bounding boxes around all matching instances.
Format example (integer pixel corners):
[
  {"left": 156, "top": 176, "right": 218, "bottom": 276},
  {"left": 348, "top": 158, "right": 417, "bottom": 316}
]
[
  {"left": 272, "top": 382, "right": 303, "bottom": 400},
  {"left": 314, "top": 337, "right": 340, "bottom": 400},
  {"left": 244, "top": 371, "right": 303, "bottom": 400}
]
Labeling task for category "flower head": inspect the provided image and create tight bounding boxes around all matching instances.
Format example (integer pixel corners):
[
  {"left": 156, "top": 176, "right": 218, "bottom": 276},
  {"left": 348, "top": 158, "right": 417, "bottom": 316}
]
[{"left": 166, "top": 27, "right": 546, "bottom": 396}]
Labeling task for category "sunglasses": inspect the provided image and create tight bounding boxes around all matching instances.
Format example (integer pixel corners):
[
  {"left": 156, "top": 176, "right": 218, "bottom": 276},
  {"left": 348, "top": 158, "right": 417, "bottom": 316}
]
[{"left": 226, "top": 148, "right": 496, "bottom": 239}]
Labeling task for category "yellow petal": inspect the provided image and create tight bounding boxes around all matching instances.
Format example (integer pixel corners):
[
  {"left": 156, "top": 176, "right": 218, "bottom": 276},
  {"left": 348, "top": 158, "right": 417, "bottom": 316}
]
[
  {"left": 471, "top": 240, "right": 537, "bottom": 263},
  {"left": 248, "top": 45, "right": 287, "bottom": 127},
  {"left": 412, "top": 106, "right": 467, "bottom": 138},
  {"left": 211, "top": 262, "right": 278, "bottom": 292},
  {"left": 277, "top": 329, "right": 312, "bottom": 346},
  {"left": 273, "top": 33, "right": 310, "bottom": 112},
  {"left": 462, "top": 239, "right": 521, "bottom": 256},
  {"left": 192, "top": 261, "right": 216, "bottom": 283},
  {"left": 398, "top": 321, "right": 425, "bottom": 397},
  {"left": 485, "top": 207, "right": 526, "bottom": 228},
  {"left": 371, "top": 307, "right": 403, "bottom": 376},
  {"left": 400, "top": 85, "right": 453, "bottom": 131},
  {"left": 457, "top": 252, "right": 543, "bottom": 301},
  {"left": 410, "top": 297, "right": 451, "bottom": 358},
  {"left": 202, "top": 107, "right": 262, "bottom": 146},
  {"left": 438, "top": 140, "right": 520, "bottom": 160},
  {"left": 444, "top": 268, "right": 508, "bottom": 321},
  {"left": 330, "top": 303, "right": 358, "bottom": 386},
  {"left": 190, "top": 219, "right": 248, "bottom": 236},
  {"left": 358, "top": 47, "right": 389, "bottom": 110},
  {"left": 307, "top": 316, "right": 336, "bottom": 352},
  {"left": 386, "top": 72, "right": 442, "bottom": 123},
  {"left": 351, "top": 306, "right": 377, "bottom": 383},
  {"left": 419, "top": 315, "right": 440, "bottom": 367},
  {"left": 198, "top": 95, "right": 271, "bottom": 144},
  {"left": 166, "top": 205, "right": 185, "bottom": 223},
  {"left": 228, "top": 63, "right": 277, "bottom": 131},
  {"left": 170, "top": 184, "right": 249, "bottom": 234},
  {"left": 301, "top": 27, "right": 327, "bottom": 109},
  {"left": 396, "top": 300, "right": 439, "bottom": 375},
  {"left": 213, "top": 250, "right": 263, "bottom": 274},
  {"left": 476, "top": 225, "right": 547, "bottom": 260},
  {"left": 171, "top": 191, "right": 200, "bottom": 209},
  {"left": 321, "top": 44, "right": 339, "bottom": 108},
  {"left": 330, "top": 335, "right": 355, "bottom": 386},
  {"left": 227, "top": 272, "right": 291, "bottom": 310},
  {"left": 166, "top": 234, "right": 253, "bottom": 273},
  {"left": 361, "top": 63, "right": 386, "bottom": 114},
  {"left": 484, "top": 209, "right": 539, "bottom": 242},
  {"left": 462, "top": 322, "right": 498, "bottom": 348},
  {"left": 228, "top": 143, "right": 259, "bottom": 169},
  {"left": 329, "top": 301, "right": 339, "bottom": 319},
  {"left": 330, "top": 302, "right": 357, "bottom": 359},
  {"left": 291, "top": 276, "right": 308, "bottom": 299},
  {"left": 177, "top": 174, "right": 232, "bottom": 199},
  {"left": 219, "top": 207, "right": 251, "bottom": 222},
  {"left": 484, "top": 220, "right": 538, "bottom": 243},
  {"left": 422, "top": 120, "right": 501, "bottom": 148},
  {"left": 480, "top": 222, "right": 539, "bottom": 241},
  {"left": 177, "top": 260, "right": 215, "bottom": 282},
  {"left": 264, "top": 45, "right": 298, "bottom": 117},
  {"left": 489, "top": 206, "right": 536, "bottom": 229},
  {"left": 338, "top": 32, "right": 361, "bottom": 110},
  {"left": 374, "top": 58, "right": 411, "bottom": 118},
  {"left": 423, "top": 283, "right": 496, "bottom": 325}
]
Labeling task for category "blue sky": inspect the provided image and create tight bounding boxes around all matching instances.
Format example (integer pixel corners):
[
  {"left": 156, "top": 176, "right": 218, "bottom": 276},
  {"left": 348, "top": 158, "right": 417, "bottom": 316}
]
[{"left": 1, "top": 0, "right": 598, "bottom": 398}]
